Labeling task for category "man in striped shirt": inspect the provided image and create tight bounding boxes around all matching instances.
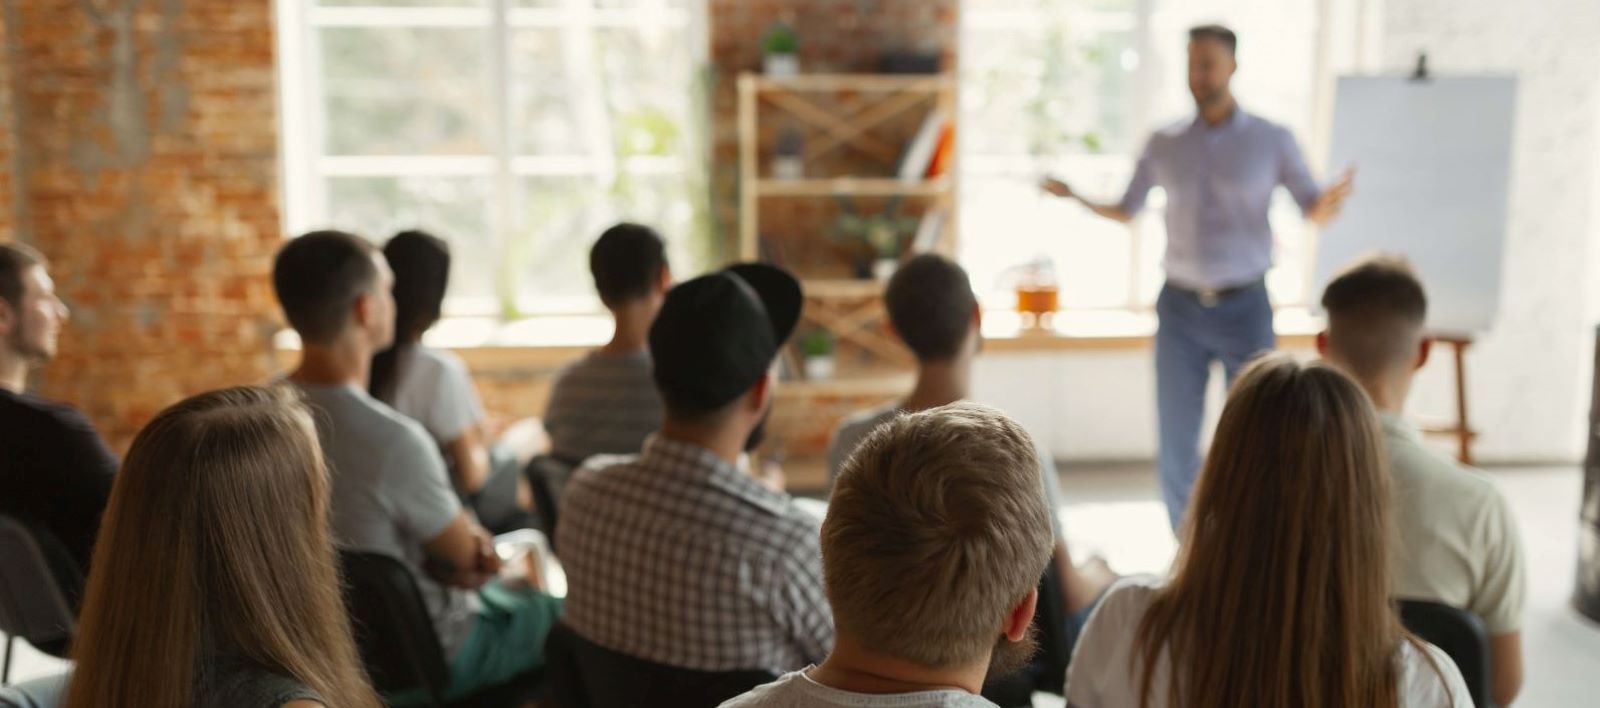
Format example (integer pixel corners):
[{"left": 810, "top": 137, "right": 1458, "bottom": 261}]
[{"left": 544, "top": 223, "right": 671, "bottom": 466}]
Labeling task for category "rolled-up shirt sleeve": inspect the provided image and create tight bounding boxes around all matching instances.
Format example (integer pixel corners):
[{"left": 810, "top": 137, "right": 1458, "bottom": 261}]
[
  {"left": 1118, "top": 138, "right": 1157, "bottom": 216},
  {"left": 1277, "top": 127, "right": 1322, "bottom": 213}
]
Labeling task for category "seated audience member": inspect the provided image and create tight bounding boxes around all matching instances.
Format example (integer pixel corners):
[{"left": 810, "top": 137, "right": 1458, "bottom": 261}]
[
  {"left": 369, "top": 230, "right": 533, "bottom": 529},
  {"left": 1318, "top": 255, "right": 1527, "bottom": 706},
  {"left": 558, "top": 263, "right": 833, "bottom": 673},
  {"left": 274, "top": 231, "right": 560, "bottom": 702},
  {"left": 0, "top": 242, "right": 116, "bottom": 593},
  {"left": 64, "top": 385, "right": 381, "bottom": 708},
  {"left": 725, "top": 402, "right": 1055, "bottom": 707},
  {"left": 543, "top": 223, "right": 670, "bottom": 465},
  {"left": 1066, "top": 354, "right": 1471, "bottom": 708},
  {"left": 827, "top": 254, "right": 1115, "bottom": 644}
]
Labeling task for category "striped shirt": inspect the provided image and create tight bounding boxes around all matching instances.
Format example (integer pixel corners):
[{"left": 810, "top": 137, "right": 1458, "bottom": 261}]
[
  {"left": 557, "top": 435, "right": 834, "bottom": 674},
  {"left": 543, "top": 350, "right": 663, "bottom": 464}
]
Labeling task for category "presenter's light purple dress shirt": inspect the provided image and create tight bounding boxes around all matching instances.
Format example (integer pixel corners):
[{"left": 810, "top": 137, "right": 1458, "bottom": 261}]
[{"left": 1120, "top": 108, "right": 1324, "bottom": 291}]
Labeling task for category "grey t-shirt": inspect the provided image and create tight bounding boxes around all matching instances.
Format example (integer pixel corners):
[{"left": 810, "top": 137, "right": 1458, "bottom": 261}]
[
  {"left": 826, "top": 404, "right": 1066, "bottom": 541},
  {"left": 721, "top": 671, "right": 999, "bottom": 707},
  {"left": 544, "top": 349, "right": 663, "bottom": 464},
  {"left": 293, "top": 382, "right": 480, "bottom": 658}
]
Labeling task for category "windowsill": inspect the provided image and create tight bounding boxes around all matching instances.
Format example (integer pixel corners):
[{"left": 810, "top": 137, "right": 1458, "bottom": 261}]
[{"left": 272, "top": 307, "right": 1324, "bottom": 356}]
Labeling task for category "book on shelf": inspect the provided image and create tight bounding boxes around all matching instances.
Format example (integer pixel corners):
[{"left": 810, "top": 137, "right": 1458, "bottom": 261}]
[
  {"left": 910, "top": 207, "right": 946, "bottom": 254},
  {"left": 924, "top": 123, "right": 955, "bottom": 178},
  {"left": 897, "top": 109, "right": 946, "bottom": 182}
]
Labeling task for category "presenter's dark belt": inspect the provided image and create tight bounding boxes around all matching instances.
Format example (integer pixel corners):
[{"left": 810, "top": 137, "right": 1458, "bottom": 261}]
[{"left": 1167, "top": 278, "right": 1264, "bottom": 307}]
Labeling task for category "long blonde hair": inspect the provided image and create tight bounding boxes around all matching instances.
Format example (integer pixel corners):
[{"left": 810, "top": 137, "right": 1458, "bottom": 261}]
[
  {"left": 1135, "top": 353, "right": 1440, "bottom": 708},
  {"left": 66, "top": 385, "right": 380, "bottom": 707}
]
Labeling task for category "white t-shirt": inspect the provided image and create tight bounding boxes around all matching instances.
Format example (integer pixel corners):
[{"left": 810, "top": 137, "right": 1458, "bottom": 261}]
[
  {"left": 391, "top": 345, "right": 486, "bottom": 444},
  {"left": 721, "top": 670, "right": 999, "bottom": 707},
  {"left": 1065, "top": 577, "right": 1472, "bottom": 708}
]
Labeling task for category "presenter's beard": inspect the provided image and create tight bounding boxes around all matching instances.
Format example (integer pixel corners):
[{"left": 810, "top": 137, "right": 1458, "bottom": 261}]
[{"left": 985, "top": 625, "right": 1039, "bottom": 681}]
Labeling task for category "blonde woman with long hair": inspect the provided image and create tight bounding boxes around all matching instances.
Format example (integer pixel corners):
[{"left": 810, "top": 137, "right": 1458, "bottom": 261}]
[
  {"left": 1065, "top": 354, "right": 1470, "bottom": 708},
  {"left": 64, "top": 386, "right": 381, "bottom": 707}
]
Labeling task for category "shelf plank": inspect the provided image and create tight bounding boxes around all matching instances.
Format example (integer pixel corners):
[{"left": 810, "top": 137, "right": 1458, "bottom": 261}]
[
  {"left": 756, "top": 177, "right": 950, "bottom": 197},
  {"left": 802, "top": 279, "right": 884, "bottom": 299},
  {"left": 748, "top": 73, "right": 956, "bottom": 93}
]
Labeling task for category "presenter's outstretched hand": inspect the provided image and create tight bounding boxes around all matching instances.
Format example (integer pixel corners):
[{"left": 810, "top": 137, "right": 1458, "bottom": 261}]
[
  {"left": 1309, "top": 166, "right": 1356, "bottom": 225},
  {"left": 1040, "top": 176, "right": 1074, "bottom": 198}
]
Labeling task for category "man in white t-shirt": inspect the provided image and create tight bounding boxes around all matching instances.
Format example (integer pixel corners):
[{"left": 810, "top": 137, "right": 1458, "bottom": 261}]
[
  {"left": 1316, "top": 254, "right": 1527, "bottom": 706},
  {"left": 723, "top": 402, "right": 1055, "bottom": 708}
]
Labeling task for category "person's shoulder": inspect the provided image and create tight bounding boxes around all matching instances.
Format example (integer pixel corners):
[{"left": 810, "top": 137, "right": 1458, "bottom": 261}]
[
  {"left": 565, "top": 453, "right": 643, "bottom": 496},
  {"left": 716, "top": 671, "right": 802, "bottom": 707},
  {"left": 200, "top": 660, "right": 324, "bottom": 708},
  {"left": 413, "top": 345, "right": 470, "bottom": 377},
  {"left": 1391, "top": 442, "right": 1508, "bottom": 515},
  {"left": 1399, "top": 639, "right": 1472, "bottom": 707},
  {"left": 0, "top": 390, "right": 95, "bottom": 434},
  {"left": 1091, "top": 575, "right": 1164, "bottom": 626},
  {"left": 834, "top": 404, "right": 899, "bottom": 441}
]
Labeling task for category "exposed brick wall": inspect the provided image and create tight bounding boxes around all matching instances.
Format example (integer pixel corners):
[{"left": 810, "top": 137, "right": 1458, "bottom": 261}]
[
  {"left": 6, "top": 0, "right": 282, "bottom": 451},
  {"left": 0, "top": 3, "right": 16, "bottom": 243}
]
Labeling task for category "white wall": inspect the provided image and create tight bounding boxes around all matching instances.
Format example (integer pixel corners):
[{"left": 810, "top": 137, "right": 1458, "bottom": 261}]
[{"left": 975, "top": 0, "right": 1600, "bottom": 465}]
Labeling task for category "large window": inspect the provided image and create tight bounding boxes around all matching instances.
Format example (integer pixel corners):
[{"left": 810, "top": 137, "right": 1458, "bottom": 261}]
[
  {"left": 278, "top": 0, "right": 705, "bottom": 318},
  {"left": 961, "top": 0, "right": 1348, "bottom": 313}
]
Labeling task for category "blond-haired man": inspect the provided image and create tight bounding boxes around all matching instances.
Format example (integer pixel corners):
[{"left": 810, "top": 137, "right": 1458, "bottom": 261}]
[{"left": 723, "top": 402, "right": 1054, "bottom": 707}]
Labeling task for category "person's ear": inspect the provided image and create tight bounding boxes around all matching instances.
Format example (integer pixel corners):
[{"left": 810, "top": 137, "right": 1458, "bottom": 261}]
[
  {"left": 0, "top": 300, "right": 14, "bottom": 337},
  {"left": 749, "top": 368, "right": 775, "bottom": 414},
  {"left": 1416, "top": 336, "right": 1433, "bottom": 371},
  {"left": 884, "top": 318, "right": 901, "bottom": 344},
  {"left": 657, "top": 265, "right": 673, "bottom": 293},
  {"left": 352, "top": 291, "right": 375, "bottom": 331},
  {"left": 1004, "top": 588, "right": 1039, "bottom": 642},
  {"left": 1315, "top": 330, "right": 1330, "bottom": 358}
]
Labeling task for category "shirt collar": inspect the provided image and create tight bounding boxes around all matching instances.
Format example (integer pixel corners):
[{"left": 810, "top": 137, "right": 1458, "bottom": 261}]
[
  {"left": 640, "top": 434, "right": 792, "bottom": 515},
  {"left": 1376, "top": 410, "right": 1422, "bottom": 443},
  {"left": 1191, "top": 105, "right": 1249, "bottom": 133}
]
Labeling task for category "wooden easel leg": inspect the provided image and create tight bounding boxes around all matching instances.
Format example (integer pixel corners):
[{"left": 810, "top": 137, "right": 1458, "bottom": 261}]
[{"left": 1454, "top": 339, "right": 1472, "bottom": 465}]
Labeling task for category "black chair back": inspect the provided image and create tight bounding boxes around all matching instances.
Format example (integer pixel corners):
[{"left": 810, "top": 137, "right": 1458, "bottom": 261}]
[
  {"left": 338, "top": 550, "right": 450, "bottom": 703},
  {"left": 543, "top": 621, "right": 777, "bottom": 708},
  {"left": 0, "top": 516, "right": 78, "bottom": 685},
  {"left": 1399, "top": 599, "right": 1492, "bottom": 708},
  {"left": 979, "top": 555, "right": 1073, "bottom": 705},
  {"left": 524, "top": 456, "right": 573, "bottom": 555}
]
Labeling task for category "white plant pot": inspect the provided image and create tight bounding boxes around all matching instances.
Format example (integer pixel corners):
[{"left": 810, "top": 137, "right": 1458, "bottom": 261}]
[
  {"left": 764, "top": 53, "right": 800, "bottom": 77},
  {"left": 771, "top": 155, "right": 804, "bottom": 180},
  {"left": 804, "top": 355, "right": 836, "bottom": 381},
  {"left": 872, "top": 258, "right": 899, "bottom": 282}
]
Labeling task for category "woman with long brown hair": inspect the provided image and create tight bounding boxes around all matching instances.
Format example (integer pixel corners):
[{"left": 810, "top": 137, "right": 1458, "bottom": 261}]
[
  {"left": 64, "top": 385, "right": 382, "bottom": 707},
  {"left": 1065, "top": 353, "right": 1470, "bottom": 707}
]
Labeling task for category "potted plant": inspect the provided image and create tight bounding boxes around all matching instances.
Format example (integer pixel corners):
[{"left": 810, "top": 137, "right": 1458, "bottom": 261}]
[
  {"left": 832, "top": 197, "right": 919, "bottom": 280},
  {"left": 772, "top": 125, "right": 804, "bottom": 180},
  {"left": 763, "top": 22, "right": 800, "bottom": 77},
  {"left": 798, "top": 329, "right": 836, "bottom": 380}
]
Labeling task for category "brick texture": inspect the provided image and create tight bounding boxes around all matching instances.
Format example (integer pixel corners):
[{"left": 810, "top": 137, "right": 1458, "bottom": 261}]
[{"left": 5, "top": 0, "right": 282, "bottom": 451}]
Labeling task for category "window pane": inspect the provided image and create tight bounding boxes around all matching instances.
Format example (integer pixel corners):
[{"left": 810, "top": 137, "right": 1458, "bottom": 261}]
[
  {"left": 320, "top": 26, "right": 492, "bottom": 155},
  {"left": 596, "top": 27, "right": 691, "bottom": 159},
  {"left": 960, "top": 177, "right": 1134, "bottom": 311},
  {"left": 325, "top": 176, "right": 498, "bottom": 304},
  {"left": 510, "top": 29, "right": 592, "bottom": 156}
]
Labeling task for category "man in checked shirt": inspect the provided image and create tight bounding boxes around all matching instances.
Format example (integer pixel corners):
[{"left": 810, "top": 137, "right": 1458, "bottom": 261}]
[{"left": 557, "top": 262, "right": 832, "bottom": 676}]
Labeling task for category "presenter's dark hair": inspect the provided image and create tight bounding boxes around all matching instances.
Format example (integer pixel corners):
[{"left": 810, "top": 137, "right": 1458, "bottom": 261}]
[{"left": 1189, "top": 24, "right": 1237, "bottom": 55}]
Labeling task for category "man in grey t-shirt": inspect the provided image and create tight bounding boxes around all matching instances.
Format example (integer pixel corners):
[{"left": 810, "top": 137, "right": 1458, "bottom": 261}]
[
  {"left": 724, "top": 404, "right": 1054, "bottom": 708},
  {"left": 274, "top": 231, "right": 561, "bottom": 702}
]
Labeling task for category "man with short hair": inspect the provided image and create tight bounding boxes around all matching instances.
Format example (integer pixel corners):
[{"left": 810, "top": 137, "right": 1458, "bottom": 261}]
[
  {"left": 543, "top": 223, "right": 671, "bottom": 465},
  {"left": 828, "top": 254, "right": 1114, "bottom": 647},
  {"left": 274, "top": 230, "right": 560, "bottom": 702},
  {"left": 558, "top": 262, "right": 833, "bottom": 674},
  {"left": 0, "top": 242, "right": 117, "bottom": 590},
  {"left": 1043, "top": 24, "right": 1355, "bottom": 530},
  {"left": 725, "top": 402, "right": 1054, "bottom": 707},
  {"left": 1317, "top": 254, "right": 1526, "bottom": 706}
]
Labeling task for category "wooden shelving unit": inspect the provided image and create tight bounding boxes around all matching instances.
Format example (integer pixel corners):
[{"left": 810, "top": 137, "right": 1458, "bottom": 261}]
[{"left": 736, "top": 72, "right": 958, "bottom": 379}]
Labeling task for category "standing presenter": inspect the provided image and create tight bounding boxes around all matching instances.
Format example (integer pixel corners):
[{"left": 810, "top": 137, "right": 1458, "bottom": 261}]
[{"left": 1042, "top": 24, "right": 1353, "bottom": 530}]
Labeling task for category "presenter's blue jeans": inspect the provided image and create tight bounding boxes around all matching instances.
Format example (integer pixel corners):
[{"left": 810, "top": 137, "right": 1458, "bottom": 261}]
[{"left": 1155, "top": 280, "right": 1276, "bottom": 531}]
